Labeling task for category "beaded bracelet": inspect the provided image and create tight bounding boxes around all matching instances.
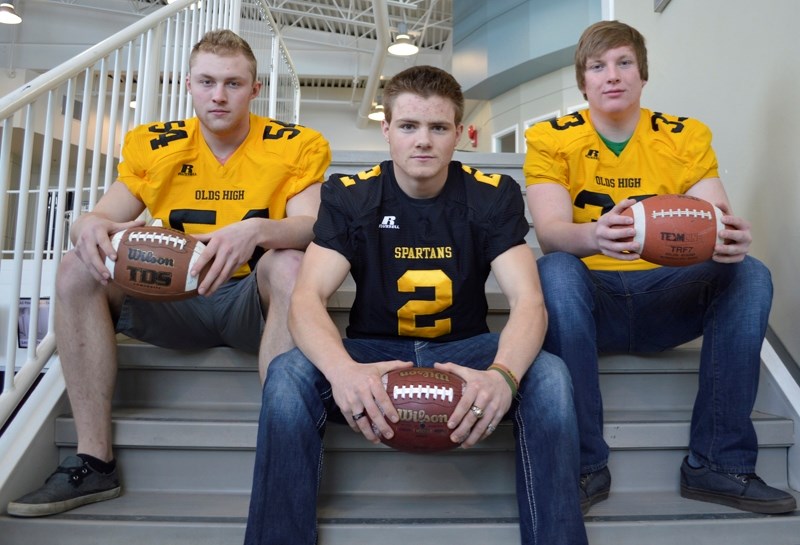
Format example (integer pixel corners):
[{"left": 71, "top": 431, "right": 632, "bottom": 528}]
[
  {"left": 489, "top": 362, "right": 519, "bottom": 390},
  {"left": 488, "top": 364, "right": 518, "bottom": 396}
]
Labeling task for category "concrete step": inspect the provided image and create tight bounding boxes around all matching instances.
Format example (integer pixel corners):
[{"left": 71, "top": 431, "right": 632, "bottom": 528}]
[
  {"left": 7, "top": 341, "right": 795, "bottom": 545},
  {"left": 50, "top": 407, "right": 793, "bottom": 494},
  {"left": 2, "top": 488, "right": 799, "bottom": 545},
  {"left": 111, "top": 341, "right": 708, "bottom": 411}
]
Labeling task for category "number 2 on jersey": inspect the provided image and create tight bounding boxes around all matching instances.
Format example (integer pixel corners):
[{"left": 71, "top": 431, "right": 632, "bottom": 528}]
[{"left": 396, "top": 270, "right": 453, "bottom": 338}]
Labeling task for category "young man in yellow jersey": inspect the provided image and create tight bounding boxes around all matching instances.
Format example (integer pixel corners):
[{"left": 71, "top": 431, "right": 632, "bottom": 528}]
[
  {"left": 8, "top": 29, "right": 331, "bottom": 517},
  {"left": 524, "top": 20, "right": 795, "bottom": 515}
]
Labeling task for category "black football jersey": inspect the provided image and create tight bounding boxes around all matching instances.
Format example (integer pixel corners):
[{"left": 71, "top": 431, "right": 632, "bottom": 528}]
[{"left": 314, "top": 161, "right": 528, "bottom": 342}]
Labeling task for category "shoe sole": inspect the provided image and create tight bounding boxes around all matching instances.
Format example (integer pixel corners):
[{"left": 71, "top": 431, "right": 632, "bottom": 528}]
[
  {"left": 7, "top": 486, "right": 122, "bottom": 517},
  {"left": 581, "top": 489, "right": 610, "bottom": 515},
  {"left": 680, "top": 483, "right": 797, "bottom": 515}
]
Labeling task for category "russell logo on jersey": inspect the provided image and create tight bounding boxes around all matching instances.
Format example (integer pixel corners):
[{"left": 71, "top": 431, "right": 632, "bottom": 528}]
[{"left": 379, "top": 216, "right": 400, "bottom": 230}]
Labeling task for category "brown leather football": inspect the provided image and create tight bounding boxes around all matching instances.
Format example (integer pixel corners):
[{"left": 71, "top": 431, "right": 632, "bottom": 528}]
[
  {"left": 106, "top": 226, "right": 206, "bottom": 301},
  {"left": 380, "top": 368, "right": 465, "bottom": 454},
  {"left": 621, "top": 194, "right": 723, "bottom": 267}
]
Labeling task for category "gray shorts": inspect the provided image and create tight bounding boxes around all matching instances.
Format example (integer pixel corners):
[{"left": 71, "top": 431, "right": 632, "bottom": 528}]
[{"left": 115, "top": 273, "right": 264, "bottom": 354}]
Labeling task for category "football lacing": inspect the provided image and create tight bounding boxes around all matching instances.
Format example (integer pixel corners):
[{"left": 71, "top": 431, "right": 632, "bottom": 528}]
[
  {"left": 392, "top": 384, "right": 454, "bottom": 402},
  {"left": 128, "top": 231, "right": 188, "bottom": 250},
  {"left": 651, "top": 208, "right": 712, "bottom": 220}
]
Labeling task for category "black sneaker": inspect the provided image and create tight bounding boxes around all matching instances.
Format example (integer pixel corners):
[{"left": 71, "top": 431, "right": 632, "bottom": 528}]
[
  {"left": 7, "top": 455, "right": 121, "bottom": 517},
  {"left": 680, "top": 456, "right": 796, "bottom": 514},
  {"left": 580, "top": 466, "right": 611, "bottom": 514}
]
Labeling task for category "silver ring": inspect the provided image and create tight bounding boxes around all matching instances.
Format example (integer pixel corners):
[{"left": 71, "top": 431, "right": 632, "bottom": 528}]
[
  {"left": 470, "top": 405, "right": 485, "bottom": 419},
  {"left": 487, "top": 424, "right": 496, "bottom": 434},
  {"left": 352, "top": 411, "right": 366, "bottom": 422}
]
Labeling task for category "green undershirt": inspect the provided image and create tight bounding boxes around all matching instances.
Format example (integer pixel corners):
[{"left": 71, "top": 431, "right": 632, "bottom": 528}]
[{"left": 598, "top": 132, "right": 631, "bottom": 156}]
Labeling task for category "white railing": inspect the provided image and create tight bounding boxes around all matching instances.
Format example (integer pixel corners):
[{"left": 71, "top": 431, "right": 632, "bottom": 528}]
[{"left": 0, "top": 0, "right": 300, "bottom": 428}]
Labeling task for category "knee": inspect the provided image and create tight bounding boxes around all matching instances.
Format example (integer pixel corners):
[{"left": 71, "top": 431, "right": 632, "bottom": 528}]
[
  {"left": 537, "top": 252, "right": 590, "bottom": 296},
  {"left": 521, "top": 353, "right": 575, "bottom": 419},
  {"left": 537, "top": 253, "right": 593, "bottom": 316},
  {"left": 742, "top": 256, "right": 772, "bottom": 294},
  {"left": 263, "top": 348, "right": 323, "bottom": 418},
  {"left": 724, "top": 256, "right": 773, "bottom": 308},
  {"left": 56, "top": 251, "right": 100, "bottom": 300},
  {"left": 256, "top": 249, "right": 304, "bottom": 299}
]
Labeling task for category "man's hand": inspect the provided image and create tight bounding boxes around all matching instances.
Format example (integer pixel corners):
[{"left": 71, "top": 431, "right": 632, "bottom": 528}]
[
  {"left": 712, "top": 202, "right": 751, "bottom": 263},
  {"left": 192, "top": 218, "right": 263, "bottom": 295},
  {"left": 594, "top": 198, "right": 641, "bottom": 261},
  {"left": 435, "top": 362, "right": 514, "bottom": 449},
  {"left": 72, "top": 215, "right": 146, "bottom": 284},
  {"left": 327, "top": 360, "right": 414, "bottom": 443}
]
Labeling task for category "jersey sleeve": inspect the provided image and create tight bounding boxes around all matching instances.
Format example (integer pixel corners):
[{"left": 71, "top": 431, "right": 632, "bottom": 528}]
[
  {"left": 116, "top": 125, "right": 151, "bottom": 200},
  {"left": 485, "top": 176, "right": 529, "bottom": 263},
  {"left": 522, "top": 121, "right": 570, "bottom": 190},
  {"left": 313, "top": 173, "right": 356, "bottom": 260},
  {"left": 287, "top": 128, "right": 332, "bottom": 200},
  {"left": 682, "top": 119, "right": 719, "bottom": 189}
]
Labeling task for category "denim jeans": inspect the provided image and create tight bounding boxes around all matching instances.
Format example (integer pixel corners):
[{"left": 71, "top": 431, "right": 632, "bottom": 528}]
[
  {"left": 537, "top": 252, "right": 772, "bottom": 475},
  {"left": 243, "top": 333, "right": 587, "bottom": 545}
]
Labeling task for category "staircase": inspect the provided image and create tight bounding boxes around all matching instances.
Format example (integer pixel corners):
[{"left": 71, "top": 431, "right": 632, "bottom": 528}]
[{"left": 0, "top": 153, "right": 798, "bottom": 544}]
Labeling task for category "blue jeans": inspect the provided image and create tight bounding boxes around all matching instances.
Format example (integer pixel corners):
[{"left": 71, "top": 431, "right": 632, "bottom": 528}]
[
  {"left": 537, "top": 252, "right": 772, "bottom": 475},
  {"left": 243, "top": 333, "right": 587, "bottom": 545}
]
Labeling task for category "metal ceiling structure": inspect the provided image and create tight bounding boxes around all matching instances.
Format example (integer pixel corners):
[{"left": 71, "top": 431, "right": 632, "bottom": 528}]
[
  {"left": 265, "top": 0, "right": 452, "bottom": 52},
  {"left": 120, "top": 0, "right": 454, "bottom": 87}
]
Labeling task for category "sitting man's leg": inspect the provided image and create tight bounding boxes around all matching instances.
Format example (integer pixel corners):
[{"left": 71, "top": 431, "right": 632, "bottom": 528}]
[
  {"left": 255, "top": 248, "right": 306, "bottom": 382},
  {"left": 8, "top": 251, "right": 124, "bottom": 517},
  {"left": 537, "top": 251, "right": 610, "bottom": 513},
  {"left": 514, "top": 350, "right": 587, "bottom": 544},
  {"left": 680, "top": 257, "right": 796, "bottom": 514},
  {"left": 244, "top": 348, "right": 329, "bottom": 545}
]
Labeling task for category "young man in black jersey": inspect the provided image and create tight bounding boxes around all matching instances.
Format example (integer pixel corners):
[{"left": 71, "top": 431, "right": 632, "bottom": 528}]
[{"left": 243, "top": 65, "right": 587, "bottom": 545}]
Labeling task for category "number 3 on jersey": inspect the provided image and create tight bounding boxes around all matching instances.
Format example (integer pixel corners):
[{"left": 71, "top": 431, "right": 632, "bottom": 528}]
[{"left": 396, "top": 270, "right": 453, "bottom": 338}]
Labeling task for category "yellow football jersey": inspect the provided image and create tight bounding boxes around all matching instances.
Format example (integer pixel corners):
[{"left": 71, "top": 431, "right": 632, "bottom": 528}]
[
  {"left": 117, "top": 114, "right": 331, "bottom": 276},
  {"left": 524, "top": 108, "right": 719, "bottom": 271}
]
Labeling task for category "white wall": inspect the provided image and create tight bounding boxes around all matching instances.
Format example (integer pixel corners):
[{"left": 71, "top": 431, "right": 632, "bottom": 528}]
[{"left": 301, "top": 101, "right": 385, "bottom": 152}]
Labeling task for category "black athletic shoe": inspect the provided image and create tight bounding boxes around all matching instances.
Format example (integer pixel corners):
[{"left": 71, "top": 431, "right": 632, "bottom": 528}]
[
  {"left": 7, "top": 455, "right": 121, "bottom": 517},
  {"left": 680, "top": 456, "right": 796, "bottom": 514},
  {"left": 580, "top": 466, "right": 611, "bottom": 514}
]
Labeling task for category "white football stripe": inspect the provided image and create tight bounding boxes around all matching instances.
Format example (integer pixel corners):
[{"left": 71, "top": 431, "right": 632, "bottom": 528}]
[
  {"left": 392, "top": 384, "right": 454, "bottom": 402},
  {"left": 631, "top": 201, "right": 646, "bottom": 253}
]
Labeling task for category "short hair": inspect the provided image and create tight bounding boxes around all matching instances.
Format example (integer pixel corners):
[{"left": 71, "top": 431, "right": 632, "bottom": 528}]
[
  {"left": 574, "top": 20, "right": 648, "bottom": 92},
  {"left": 189, "top": 29, "right": 258, "bottom": 83},
  {"left": 382, "top": 65, "right": 465, "bottom": 125}
]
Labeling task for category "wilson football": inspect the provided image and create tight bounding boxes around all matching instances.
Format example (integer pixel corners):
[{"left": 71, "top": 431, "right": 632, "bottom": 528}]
[
  {"left": 380, "top": 368, "right": 465, "bottom": 454},
  {"left": 622, "top": 194, "right": 724, "bottom": 267},
  {"left": 105, "top": 226, "right": 206, "bottom": 301}
]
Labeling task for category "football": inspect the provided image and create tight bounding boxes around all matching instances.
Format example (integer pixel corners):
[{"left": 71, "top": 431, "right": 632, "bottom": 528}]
[
  {"left": 105, "top": 226, "right": 206, "bottom": 301},
  {"left": 380, "top": 368, "right": 465, "bottom": 454},
  {"left": 621, "top": 194, "right": 724, "bottom": 267}
]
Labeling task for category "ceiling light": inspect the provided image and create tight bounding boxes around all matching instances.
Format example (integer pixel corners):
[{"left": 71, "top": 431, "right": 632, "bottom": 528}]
[
  {"left": 0, "top": 2, "right": 21, "bottom": 25},
  {"left": 388, "top": 23, "right": 419, "bottom": 56},
  {"left": 367, "top": 104, "right": 385, "bottom": 122}
]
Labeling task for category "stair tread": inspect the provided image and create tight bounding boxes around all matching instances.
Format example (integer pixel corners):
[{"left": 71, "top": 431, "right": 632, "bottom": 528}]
[
  {"left": 115, "top": 340, "right": 704, "bottom": 372},
  {"left": 4, "top": 490, "right": 799, "bottom": 545},
  {"left": 53, "top": 408, "right": 793, "bottom": 450},
  {"left": 3, "top": 489, "right": 797, "bottom": 523},
  {"left": 53, "top": 407, "right": 792, "bottom": 449}
]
